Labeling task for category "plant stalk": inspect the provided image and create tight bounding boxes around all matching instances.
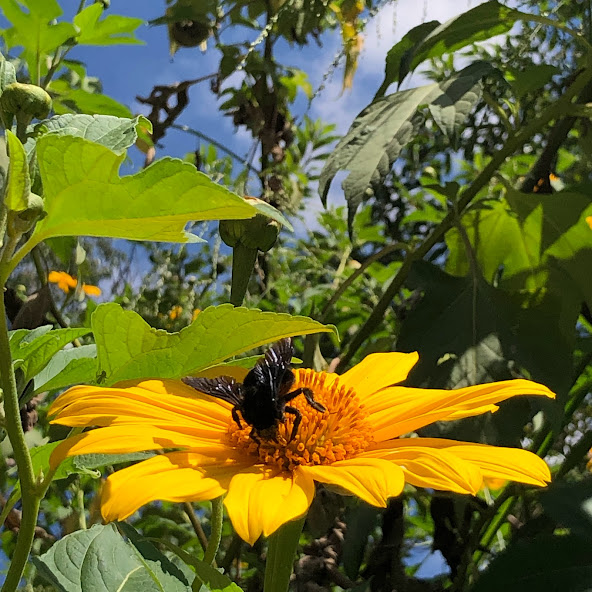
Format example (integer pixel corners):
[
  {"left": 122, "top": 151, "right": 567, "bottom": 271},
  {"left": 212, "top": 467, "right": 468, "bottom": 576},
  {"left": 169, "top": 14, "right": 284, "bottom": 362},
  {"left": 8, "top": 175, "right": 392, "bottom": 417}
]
[
  {"left": 0, "top": 281, "right": 40, "bottom": 592},
  {"left": 203, "top": 496, "right": 224, "bottom": 566},
  {"left": 264, "top": 516, "right": 305, "bottom": 592}
]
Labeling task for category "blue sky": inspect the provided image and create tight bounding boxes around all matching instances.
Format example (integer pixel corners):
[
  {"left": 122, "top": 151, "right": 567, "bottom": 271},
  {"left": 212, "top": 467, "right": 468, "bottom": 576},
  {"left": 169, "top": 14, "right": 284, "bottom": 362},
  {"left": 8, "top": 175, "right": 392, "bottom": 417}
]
[
  {"left": 40, "top": 0, "right": 482, "bottom": 297},
  {"left": 60, "top": 0, "right": 479, "bottom": 178}
]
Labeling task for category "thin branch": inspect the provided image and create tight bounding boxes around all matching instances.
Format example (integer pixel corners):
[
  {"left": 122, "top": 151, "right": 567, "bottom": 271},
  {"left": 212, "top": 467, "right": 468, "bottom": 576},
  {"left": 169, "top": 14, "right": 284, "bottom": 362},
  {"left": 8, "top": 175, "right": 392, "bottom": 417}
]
[{"left": 170, "top": 124, "right": 260, "bottom": 174}]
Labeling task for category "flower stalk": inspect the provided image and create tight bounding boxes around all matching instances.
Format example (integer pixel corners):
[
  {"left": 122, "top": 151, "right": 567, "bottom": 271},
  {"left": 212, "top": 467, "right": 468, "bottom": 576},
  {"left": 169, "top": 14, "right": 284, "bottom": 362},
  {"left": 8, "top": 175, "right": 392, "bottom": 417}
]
[
  {"left": 203, "top": 496, "right": 224, "bottom": 566},
  {"left": 264, "top": 516, "right": 305, "bottom": 592}
]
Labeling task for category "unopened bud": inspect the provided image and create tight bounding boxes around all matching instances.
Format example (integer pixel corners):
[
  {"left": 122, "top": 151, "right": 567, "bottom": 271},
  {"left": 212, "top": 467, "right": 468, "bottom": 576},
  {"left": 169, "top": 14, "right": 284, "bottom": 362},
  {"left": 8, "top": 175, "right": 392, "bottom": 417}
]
[{"left": 0, "top": 82, "right": 52, "bottom": 129}]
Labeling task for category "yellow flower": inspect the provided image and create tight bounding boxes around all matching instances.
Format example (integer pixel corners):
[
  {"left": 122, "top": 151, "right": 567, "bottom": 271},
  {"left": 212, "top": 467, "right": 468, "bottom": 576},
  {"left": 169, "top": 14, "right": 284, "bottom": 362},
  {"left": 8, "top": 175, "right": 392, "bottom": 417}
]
[
  {"left": 48, "top": 271, "right": 77, "bottom": 293},
  {"left": 192, "top": 308, "right": 201, "bottom": 322},
  {"left": 586, "top": 216, "right": 592, "bottom": 230},
  {"left": 48, "top": 351, "right": 554, "bottom": 545},
  {"left": 48, "top": 271, "right": 101, "bottom": 297},
  {"left": 82, "top": 284, "right": 101, "bottom": 297},
  {"left": 169, "top": 305, "right": 183, "bottom": 320}
]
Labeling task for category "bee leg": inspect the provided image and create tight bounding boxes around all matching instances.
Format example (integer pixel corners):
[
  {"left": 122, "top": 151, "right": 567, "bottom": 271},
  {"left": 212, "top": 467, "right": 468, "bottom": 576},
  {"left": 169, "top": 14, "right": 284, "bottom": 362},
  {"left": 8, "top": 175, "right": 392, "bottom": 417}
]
[
  {"left": 284, "top": 405, "right": 302, "bottom": 442},
  {"left": 248, "top": 427, "right": 260, "bottom": 444},
  {"left": 231, "top": 407, "right": 244, "bottom": 430},
  {"left": 283, "top": 387, "right": 326, "bottom": 413}
]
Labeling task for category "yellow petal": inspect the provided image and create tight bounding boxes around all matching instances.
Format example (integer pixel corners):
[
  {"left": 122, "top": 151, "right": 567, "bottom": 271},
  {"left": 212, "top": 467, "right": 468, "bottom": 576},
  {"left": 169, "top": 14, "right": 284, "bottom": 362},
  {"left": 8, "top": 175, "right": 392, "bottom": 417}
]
[
  {"left": 50, "top": 380, "right": 232, "bottom": 432},
  {"left": 224, "top": 467, "right": 315, "bottom": 545},
  {"left": 340, "top": 351, "right": 419, "bottom": 400},
  {"left": 82, "top": 284, "right": 101, "bottom": 297},
  {"left": 365, "top": 442, "right": 484, "bottom": 495},
  {"left": 298, "top": 458, "right": 404, "bottom": 507},
  {"left": 369, "top": 379, "right": 555, "bottom": 441},
  {"left": 101, "top": 451, "right": 247, "bottom": 521},
  {"left": 49, "top": 424, "right": 231, "bottom": 469},
  {"left": 399, "top": 438, "right": 551, "bottom": 487}
]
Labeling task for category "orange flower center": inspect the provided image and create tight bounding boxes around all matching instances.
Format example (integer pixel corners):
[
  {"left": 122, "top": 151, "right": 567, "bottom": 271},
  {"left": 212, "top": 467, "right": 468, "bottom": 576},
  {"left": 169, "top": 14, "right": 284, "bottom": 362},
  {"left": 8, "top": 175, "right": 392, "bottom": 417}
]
[{"left": 226, "top": 368, "right": 374, "bottom": 471}]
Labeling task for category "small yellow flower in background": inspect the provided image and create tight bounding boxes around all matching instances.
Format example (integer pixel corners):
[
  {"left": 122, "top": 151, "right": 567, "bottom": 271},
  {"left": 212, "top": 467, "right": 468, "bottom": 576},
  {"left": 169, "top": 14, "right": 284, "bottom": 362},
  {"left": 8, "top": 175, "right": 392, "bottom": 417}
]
[
  {"left": 192, "top": 308, "right": 201, "bottom": 322},
  {"left": 48, "top": 271, "right": 77, "bottom": 293},
  {"left": 48, "top": 271, "right": 101, "bottom": 298},
  {"left": 169, "top": 305, "right": 183, "bottom": 320},
  {"left": 48, "top": 350, "right": 554, "bottom": 545},
  {"left": 81, "top": 284, "right": 101, "bottom": 297},
  {"left": 586, "top": 216, "right": 592, "bottom": 230}
]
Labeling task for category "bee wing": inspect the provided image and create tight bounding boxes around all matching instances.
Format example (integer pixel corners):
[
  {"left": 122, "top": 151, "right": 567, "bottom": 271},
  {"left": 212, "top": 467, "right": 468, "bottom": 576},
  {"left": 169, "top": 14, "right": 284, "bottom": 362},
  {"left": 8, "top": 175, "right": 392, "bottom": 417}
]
[
  {"left": 249, "top": 338, "right": 294, "bottom": 388},
  {"left": 182, "top": 376, "right": 242, "bottom": 405}
]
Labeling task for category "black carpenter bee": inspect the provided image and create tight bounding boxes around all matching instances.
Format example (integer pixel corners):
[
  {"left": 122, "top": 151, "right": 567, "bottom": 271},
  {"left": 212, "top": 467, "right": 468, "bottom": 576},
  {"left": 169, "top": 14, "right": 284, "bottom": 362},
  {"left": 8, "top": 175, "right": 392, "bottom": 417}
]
[{"left": 182, "top": 338, "right": 326, "bottom": 442}]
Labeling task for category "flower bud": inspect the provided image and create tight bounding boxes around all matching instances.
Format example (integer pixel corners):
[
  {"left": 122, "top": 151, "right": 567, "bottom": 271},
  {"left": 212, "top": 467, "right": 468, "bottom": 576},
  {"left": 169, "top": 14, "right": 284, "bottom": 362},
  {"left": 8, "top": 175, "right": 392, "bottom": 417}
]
[
  {"left": 219, "top": 215, "right": 280, "bottom": 252},
  {"left": 0, "top": 82, "right": 52, "bottom": 129},
  {"left": 8, "top": 193, "right": 45, "bottom": 235}
]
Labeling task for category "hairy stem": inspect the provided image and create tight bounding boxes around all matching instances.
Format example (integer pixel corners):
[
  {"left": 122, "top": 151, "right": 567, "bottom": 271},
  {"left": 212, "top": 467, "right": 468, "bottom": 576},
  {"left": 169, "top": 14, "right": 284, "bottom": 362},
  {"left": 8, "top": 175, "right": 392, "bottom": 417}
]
[
  {"left": 0, "top": 275, "right": 39, "bottom": 592},
  {"left": 203, "top": 496, "right": 224, "bottom": 566}
]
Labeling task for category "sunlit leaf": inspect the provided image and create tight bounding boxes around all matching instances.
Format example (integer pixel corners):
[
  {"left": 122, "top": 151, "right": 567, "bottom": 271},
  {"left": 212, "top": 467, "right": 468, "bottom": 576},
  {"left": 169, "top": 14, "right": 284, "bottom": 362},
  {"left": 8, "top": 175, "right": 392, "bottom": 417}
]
[
  {"left": 28, "top": 135, "right": 258, "bottom": 247},
  {"left": 5, "top": 129, "right": 33, "bottom": 211},
  {"left": 92, "top": 302, "right": 336, "bottom": 385},
  {"left": 9, "top": 326, "right": 91, "bottom": 384},
  {"left": 30, "top": 113, "right": 149, "bottom": 152},
  {"left": 0, "top": 0, "right": 76, "bottom": 82},
  {"left": 32, "top": 344, "right": 97, "bottom": 394},
  {"left": 445, "top": 188, "right": 592, "bottom": 321},
  {"left": 74, "top": 3, "right": 144, "bottom": 46}
]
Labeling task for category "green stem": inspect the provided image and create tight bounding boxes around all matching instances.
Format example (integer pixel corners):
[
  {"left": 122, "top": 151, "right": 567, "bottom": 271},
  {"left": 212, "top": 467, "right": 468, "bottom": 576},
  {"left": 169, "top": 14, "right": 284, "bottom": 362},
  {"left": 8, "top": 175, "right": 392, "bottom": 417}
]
[
  {"left": 0, "top": 281, "right": 39, "bottom": 592},
  {"left": 230, "top": 244, "right": 258, "bottom": 306},
  {"left": 203, "top": 496, "right": 224, "bottom": 566},
  {"left": 183, "top": 502, "right": 209, "bottom": 554},
  {"left": 0, "top": 234, "right": 40, "bottom": 286},
  {"left": 336, "top": 61, "right": 592, "bottom": 372},
  {"left": 264, "top": 516, "right": 305, "bottom": 592}
]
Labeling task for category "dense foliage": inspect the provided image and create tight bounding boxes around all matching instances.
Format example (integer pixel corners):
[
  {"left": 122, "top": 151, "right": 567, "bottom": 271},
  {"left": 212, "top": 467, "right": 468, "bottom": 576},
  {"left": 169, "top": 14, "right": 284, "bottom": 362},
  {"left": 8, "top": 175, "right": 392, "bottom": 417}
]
[{"left": 0, "top": 0, "right": 590, "bottom": 591}]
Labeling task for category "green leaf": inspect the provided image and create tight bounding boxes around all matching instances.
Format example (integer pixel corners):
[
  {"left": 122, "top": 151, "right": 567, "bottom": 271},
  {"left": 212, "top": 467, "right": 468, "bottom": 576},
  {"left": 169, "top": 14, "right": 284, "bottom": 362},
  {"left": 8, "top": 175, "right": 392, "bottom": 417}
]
[
  {"left": 506, "top": 63, "right": 559, "bottom": 99},
  {"left": 428, "top": 77, "right": 484, "bottom": 142},
  {"left": 51, "top": 87, "right": 134, "bottom": 119},
  {"left": 374, "top": 20, "right": 439, "bottom": 98},
  {"left": 29, "top": 134, "right": 257, "bottom": 246},
  {"left": 396, "top": 262, "right": 570, "bottom": 442},
  {"left": 470, "top": 534, "right": 592, "bottom": 592},
  {"left": 445, "top": 188, "right": 592, "bottom": 323},
  {"left": 9, "top": 325, "right": 91, "bottom": 384},
  {"left": 32, "top": 344, "right": 97, "bottom": 393},
  {"left": 9, "top": 444, "right": 153, "bottom": 525},
  {"left": 33, "top": 523, "right": 191, "bottom": 592},
  {"left": 540, "top": 480, "right": 592, "bottom": 542},
  {"left": 31, "top": 113, "right": 149, "bottom": 152},
  {"left": 0, "top": 0, "right": 77, "bottom": 83},
  {"left": 396, "top": 1, "right": 518, "bottom": 85},
  {"left": 0, "top": 53, "right": 16, "bottom": 96},
  {"left": 92, "top": 302, "right": 336, "bottom": 385},
  {"left": 5, "top": 129, "right": 33, "bottom": 211},
  {"left": 319, "top": 62, "right": 492, "bottom": 228},
  {"left": 74, "top": 3, "right": 144, "bottom": 46},
  {"left": 44, "top": 236, "right": 78, "bottom": 265},
  {"left": 194, "top": 559, "right": 243, "bottom": 592}
]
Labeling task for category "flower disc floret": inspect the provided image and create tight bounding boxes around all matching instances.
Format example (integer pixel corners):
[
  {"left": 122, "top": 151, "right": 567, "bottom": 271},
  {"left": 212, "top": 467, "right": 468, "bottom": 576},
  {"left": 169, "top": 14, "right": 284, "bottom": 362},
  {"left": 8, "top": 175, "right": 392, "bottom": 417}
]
[{"left": 228, "top": 369, "right": 374, "bottom": 471}]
